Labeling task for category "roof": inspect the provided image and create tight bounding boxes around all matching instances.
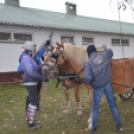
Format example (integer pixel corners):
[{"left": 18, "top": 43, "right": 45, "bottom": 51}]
[{"left": 0, "top": 3, "right": 134, "bottom": 35}]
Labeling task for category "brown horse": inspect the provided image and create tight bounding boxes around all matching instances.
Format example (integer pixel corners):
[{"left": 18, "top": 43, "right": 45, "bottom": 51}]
[
  {"left": 44, "top": 49, "right": 85, "bottom": 115},
  {"left": 45, "top": 42, "right": 134, "bottom": 129}
]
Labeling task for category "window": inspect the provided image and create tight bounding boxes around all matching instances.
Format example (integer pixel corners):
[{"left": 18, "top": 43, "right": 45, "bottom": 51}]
[
  {"left": 0, "top": 32, "right": 32, "bottom": 43},
  {"left": 82, "top": 37, "right": 94, "bottom": 45},
  {"left": 0, "top": 32, "right": 11, "bottom": 41},
  {"left": 61, "top": 37, "right": 74, "bottom": 44},
  {"left": 121, "top": 39, "right": 129, "bottom": 45},
  {"left": 112, "top": 39, "right": 120, "bottom": 45},
  {"left": 14, "top": 33, "right": 32, "bottom": 42},
  {"left": 112, "top": 38, "right": 129, "bottom": 46}
]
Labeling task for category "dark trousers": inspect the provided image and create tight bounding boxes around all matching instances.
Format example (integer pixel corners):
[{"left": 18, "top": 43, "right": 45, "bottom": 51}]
[
  {"left": 26, "top": 81, "right": 42, "bottom": 110},
  {"left": 25, "top": 85, "right": 38, "bottom": 107}
]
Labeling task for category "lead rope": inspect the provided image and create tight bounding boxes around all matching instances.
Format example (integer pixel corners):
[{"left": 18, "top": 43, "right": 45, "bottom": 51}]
[
  {"left": 41, "top": 31, "right": 53, "bottom": 109},
  {"left": 41, "top": 79, "right": 52, "bottom": 109}
]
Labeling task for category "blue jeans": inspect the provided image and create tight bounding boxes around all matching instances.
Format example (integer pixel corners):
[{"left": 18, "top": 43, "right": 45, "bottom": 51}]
[{"left": 92, "top": 82, "right": 121, "bottom": 129}]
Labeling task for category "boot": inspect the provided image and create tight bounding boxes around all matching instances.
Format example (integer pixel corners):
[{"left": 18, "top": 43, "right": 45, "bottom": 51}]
[
  {"left": 116, "top": 123, "right": 123, "bottom": 132},
  {"left": 88, "top": 128, "right": 97, "bottom": 134},
  {"left": 28, "top": 122, "right": 40, "bottom": 130},
  {"left": 27, "top": 104, "right": 40, "bottom": 130}
]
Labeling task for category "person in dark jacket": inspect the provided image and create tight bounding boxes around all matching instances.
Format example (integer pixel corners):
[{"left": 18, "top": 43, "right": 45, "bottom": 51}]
[
  {"left": 18, "top": 41, "right": 50, "bottom": 112},
  {"left": 84, "top": 45, "right": 123, "bottom": 134},
  {"left": 20, "top": 41, "right": 49, "bottom": 130}
]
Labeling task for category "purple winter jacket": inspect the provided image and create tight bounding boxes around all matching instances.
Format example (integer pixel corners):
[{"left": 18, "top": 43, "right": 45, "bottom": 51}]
[
  {"left": 83, "top": 49, "right": 113, "bottom": 89},
  {"left": 20, "top": 52, "right": 46, "bottom": 83}
]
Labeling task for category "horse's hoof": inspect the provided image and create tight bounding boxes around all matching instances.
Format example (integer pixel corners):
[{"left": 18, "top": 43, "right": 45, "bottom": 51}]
[
  {"left": 77, "top": 110, "right": 82, "bottom": 116},
  {"left": 63, "top": 109, "right": 71, "bottom": 114},
  {"left": 88, "top": 122, "right": 92, "bottom": 129}
]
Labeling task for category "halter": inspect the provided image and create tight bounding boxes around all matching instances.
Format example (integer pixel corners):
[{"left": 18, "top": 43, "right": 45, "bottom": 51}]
[{"left": 50, "top": 45, "right": 70, "bottom": 73}]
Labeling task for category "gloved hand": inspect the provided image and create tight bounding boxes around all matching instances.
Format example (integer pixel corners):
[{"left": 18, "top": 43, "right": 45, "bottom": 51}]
[
  {"left": 75, "top": 78, "right": 84, "bottom": 83},
  {"left": 46, "top": 40, "right": 50, "bottom": 46},
  {"left": 44, "top": 77, "right": 49, "bottom": 82}
]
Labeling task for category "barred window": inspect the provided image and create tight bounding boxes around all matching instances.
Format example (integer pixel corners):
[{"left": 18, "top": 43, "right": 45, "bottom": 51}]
[
  {"left": 14, "top": 33, "right": 32, "bottom": 42},
  {"left": 112, "top": 38, "right": 129, "bottom": 46},
  {"left": 61, "top": 37, "right": 74, "bottom": 44},
  {"left": 0, "top": 32, "right": 11, "bottom": 41},
  {"left": 121, "top": 39, "right": 129, "bottom": 45},
  {"left": 112, "top": 39, "right": 120, "bottom": 45},
  {"left": 82, "top": 37, "right": 94, "bottom": 45}
]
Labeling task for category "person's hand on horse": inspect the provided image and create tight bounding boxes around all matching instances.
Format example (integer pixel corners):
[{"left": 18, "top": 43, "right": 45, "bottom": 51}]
[
  {"left": 42, "top": 64, "right": 50, "bottom": 72},
  {"left": 75, "top": 78, "right": 84, "bottom": 83},
  {"left": 46, "top": 39, "right": 50, "bottom": 45},
  {"left": 101, "top": 45, "right": 107, "bottom": 51}
]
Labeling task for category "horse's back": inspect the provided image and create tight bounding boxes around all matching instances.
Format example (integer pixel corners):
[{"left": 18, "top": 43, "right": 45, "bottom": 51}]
[{"left": 111, "top": 57, "right": 134, "bottom": 94}]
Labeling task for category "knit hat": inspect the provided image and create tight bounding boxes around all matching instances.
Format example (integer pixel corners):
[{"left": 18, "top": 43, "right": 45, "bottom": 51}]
[
  {"left": 87, "top": 45, "right": 96, "bottom": 56},
  {"left": 24, "top": 41, "right": 34, "bottom": 51}
]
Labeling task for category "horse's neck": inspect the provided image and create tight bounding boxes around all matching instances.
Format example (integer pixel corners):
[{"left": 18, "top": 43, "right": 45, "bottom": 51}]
[{"left": 68, "top": 59, "right": 84, "bottom": 77}]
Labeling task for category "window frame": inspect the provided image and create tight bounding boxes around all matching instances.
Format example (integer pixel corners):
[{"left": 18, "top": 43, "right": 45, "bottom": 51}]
[
  {"left": 61, "top": 36, "right": 74, "bottom": 44},
  {"left": 0, "top": 32, "right": 33, "bottom": 44},
  {"left": 82, "top": 37, "right": 94, "bottom": 45},
  {"left": 0, "top": 32, "right": 12, "bottom": 43},
  {"left": 111, "top": 38, "right": 129, "bottom": 46},
  {"left": 13, "top": 32, "right": 33, "bottom": 43}
]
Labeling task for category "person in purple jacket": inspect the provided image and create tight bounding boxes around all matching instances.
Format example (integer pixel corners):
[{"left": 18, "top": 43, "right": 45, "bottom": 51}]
[
  {"left": 20, "top": 41, "right": 49, "bottom": 130},
  {"left": 83, "top": 45, "right": 123, "bottom": 134}
]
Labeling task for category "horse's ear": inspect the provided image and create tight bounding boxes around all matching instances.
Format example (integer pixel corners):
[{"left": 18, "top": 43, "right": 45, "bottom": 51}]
[
  {"left": 56, "top": 42, "right": 61, "bottom": 48},
  {"left": 61, "top": 39, "right": 65, "bottom": 45},
  {"left": 51, "top": 45, "right": 55, "bottom": 51}
]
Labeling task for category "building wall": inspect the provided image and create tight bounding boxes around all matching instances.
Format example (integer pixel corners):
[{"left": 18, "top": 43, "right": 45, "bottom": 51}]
[{"left": 0, "top": 25, "right": 134, "bottom": 72}]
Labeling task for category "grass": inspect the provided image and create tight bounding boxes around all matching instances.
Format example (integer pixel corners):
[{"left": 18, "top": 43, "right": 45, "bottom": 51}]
[{"left": 0, "top": 80, "right": 134, "bottom": 134}]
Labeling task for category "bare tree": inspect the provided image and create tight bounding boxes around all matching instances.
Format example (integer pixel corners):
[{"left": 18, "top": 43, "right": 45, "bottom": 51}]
[{"left": 110, "top": 0, "right": 134, "bottom": 11}]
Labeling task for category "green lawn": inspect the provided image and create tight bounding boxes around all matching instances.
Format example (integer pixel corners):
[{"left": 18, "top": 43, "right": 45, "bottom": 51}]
[{"left": 0, "top": 80, "right": 134, "bottom": 134}]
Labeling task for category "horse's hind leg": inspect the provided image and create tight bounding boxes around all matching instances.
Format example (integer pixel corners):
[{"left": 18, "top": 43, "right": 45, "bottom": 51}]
[{"left": 74, "top": 83, "right": 82, "bottom": 116}]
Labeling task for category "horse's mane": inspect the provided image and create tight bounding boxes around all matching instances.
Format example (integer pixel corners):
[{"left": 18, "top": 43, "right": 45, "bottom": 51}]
[{"left": 63, "top": 43, "right": 88, "bottom": 68}]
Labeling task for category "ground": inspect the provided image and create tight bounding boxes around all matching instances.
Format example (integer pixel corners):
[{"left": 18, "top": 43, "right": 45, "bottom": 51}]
[{"left": 0, "top": 80, "right": 134, "bottom": 134}]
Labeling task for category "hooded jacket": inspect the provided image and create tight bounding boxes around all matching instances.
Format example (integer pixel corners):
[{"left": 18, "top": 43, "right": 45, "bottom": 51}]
[
  {"left": 19, "top": 52, "right": 46, "bottom": 84},
  {"left": 17, "top": 41, "right": 49, "bottom": 73},
  {"left": 83, "top": 49, "right": 113, "bottom": 89}
]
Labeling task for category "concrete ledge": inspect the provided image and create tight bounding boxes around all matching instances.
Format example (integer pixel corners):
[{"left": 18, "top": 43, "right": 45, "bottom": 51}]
[{"left": 0, "top": 71, "right": 22, "bottom": 84}]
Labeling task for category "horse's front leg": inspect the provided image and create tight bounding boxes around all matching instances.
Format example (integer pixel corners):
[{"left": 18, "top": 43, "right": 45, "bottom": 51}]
[
  {"left": 62, "top": 85, "right": 71, "bottom": 114},
  {"left": 74, "top": 83, "right": 83, "bottom": 116},
  {"left": 83, "top": 84, "right": 93, "bottom": 129}
]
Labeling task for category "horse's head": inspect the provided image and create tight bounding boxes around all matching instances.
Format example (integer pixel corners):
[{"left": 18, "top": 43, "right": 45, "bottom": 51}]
[
  {"left": 43, "top": 51, "right": 58, "bottom": 78},
  {"left": 50, "top": 42, "right": 68, "bottom": 66},
  {"left": 49, "top": 42, "right": 78, "bottom": 89}
]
